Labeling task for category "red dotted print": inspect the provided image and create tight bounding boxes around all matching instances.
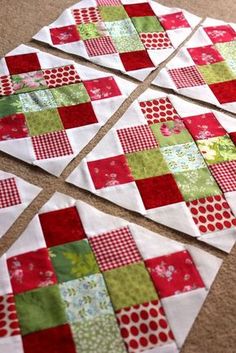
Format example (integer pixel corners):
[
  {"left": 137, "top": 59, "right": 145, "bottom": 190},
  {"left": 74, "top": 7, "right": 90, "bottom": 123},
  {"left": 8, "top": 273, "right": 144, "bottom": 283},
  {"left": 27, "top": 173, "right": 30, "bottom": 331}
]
[
  {"left": 72, "top": 7, "right": 101, "bottom": 24},
  {"left": 42, "top": 65, "right": 81, "bottom": 88},
  {"left": 140, "top": 32, "right": 173, "bottom": 50},
  {"left": 0, "top": 75, "right": 14, "bottom": 96},
  {"left": 0, "top": 294, "right": 20, "bottom": 338}
]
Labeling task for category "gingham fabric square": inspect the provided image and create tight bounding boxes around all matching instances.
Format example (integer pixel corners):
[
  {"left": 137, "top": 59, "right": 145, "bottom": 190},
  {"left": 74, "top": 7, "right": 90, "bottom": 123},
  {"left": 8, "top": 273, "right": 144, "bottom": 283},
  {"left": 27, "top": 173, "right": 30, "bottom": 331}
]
[
  {"left": 168, "top": 66, "right": 206, "bottom": 89},
  {"left": 0, "top": 178, "right": 21, "bottom": 209},
  {"left": 209, "top": 161, "right": 236, "bottom": 192},
  {"left": 89, "top": 226, "right": 142, "bottom": 272},
  {"left": 0, "top": 75, "right": 14, "bottom": 96},
  {"left": 72, "top": 7, "right": 101, "bottom": 25},
  {"left": 84, "top": 36, "right": 117, "bottom": 57},
  {"left": 117, "top": 125, "right": 159, "bottom": 154}
]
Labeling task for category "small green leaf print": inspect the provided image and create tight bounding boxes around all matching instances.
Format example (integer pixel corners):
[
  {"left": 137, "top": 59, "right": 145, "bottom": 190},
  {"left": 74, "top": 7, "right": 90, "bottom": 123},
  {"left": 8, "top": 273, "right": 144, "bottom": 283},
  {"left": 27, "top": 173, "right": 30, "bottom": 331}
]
[{"left": 83, "top": 296, "right": 92, "bottom": 304}]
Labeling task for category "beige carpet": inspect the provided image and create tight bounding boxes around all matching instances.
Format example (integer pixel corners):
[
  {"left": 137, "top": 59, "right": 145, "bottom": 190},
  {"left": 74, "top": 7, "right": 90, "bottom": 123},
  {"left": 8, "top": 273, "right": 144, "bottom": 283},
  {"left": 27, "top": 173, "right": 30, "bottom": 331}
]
[{"left": 0, "top": 1, "right": 236, "bottom": 352}]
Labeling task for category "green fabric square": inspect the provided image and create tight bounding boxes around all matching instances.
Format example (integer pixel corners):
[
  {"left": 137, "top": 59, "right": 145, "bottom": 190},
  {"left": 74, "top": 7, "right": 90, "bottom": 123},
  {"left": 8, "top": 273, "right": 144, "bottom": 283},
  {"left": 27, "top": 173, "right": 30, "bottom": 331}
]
[
  {"left": 15, "top": 285, "right": 67, "bottom": 335},
  {"left": 78, "top": 23, "right": 102, "bottom": 40},
  {"left": 25, "top": 109, "right": 63, "bottom": 136},
  {"left": 19, "top": 90, "right": 57, "bottom": 112},
  {"left": 49, "top": 240, "right": 99, "bottom": 283},
  {"left": 197, "top": 62, "right": 236, "bottom": 85},
  {"left": 105, "top": 19, "right": 137, "bottom": 38},
  {"left": 151, "top": 120, "right": 193, "bottom": 147},
  {"left": 99, "top": 5, "right": 129, "bottom": 22},
  {"left": 11, "top": 71, "right": 47, "bottom": 93},
  {"left": 51, "top": 83, "right": 90, "bottom": 107},
  {"left": 112, "top": 35, "right": 144, "bottom": 53},
  {"left": 131, "top": 16, "right": 164, "bottom": 33},
  {"left": 197, "top": 135, "right": 236, "bottom": 164},
  {"left": 0, "top": 95, "right": 22, "bottom": 118},
  {"left": 126, "top": 148, "right": 170, "bottom": 180},
  {"left": 216, "top": 42, "right": 236, "bottom": 74},
  {"left": 103, "top": 262, "right": 158, "bottom": 311},
  {"left": 174, "top": 167, "right": 221, "bottom": 202}
]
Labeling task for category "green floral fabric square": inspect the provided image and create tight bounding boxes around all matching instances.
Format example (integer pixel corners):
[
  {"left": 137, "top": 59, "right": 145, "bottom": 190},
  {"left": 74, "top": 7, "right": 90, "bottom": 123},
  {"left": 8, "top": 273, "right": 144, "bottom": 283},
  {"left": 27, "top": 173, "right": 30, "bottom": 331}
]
[
  {"left": 197, "top": 135, "right": 236, "bottom": 164},
  {"left": 11, "top": 70, "right": 47, "bottom": 93},
  {"left": 151, "top": 120, "right": 193, "bottom": 147},
  {"left": 216, "top": 41, "right": 236, "bottom": 74},
  {"left": 25, "top": 109, "right": 63, "bottom": 136},
  {"left": 0, "top": 95, "right": 22, "bottom": 118},
  {"left": 51, "top": 83, "right": 90, "bottom": 107},
  {"left": 103, "top": 262, "right": 158, "bottom": 311},
  {"left": 15, "top": 285, "right": 67, "bottom": 335},
  {"left": 174, "top": 167, "right": 221, "bottom": 202},
  {"left": 78, "top": 23, "right": 104, "bottom": 40},
  {"left": 19, "top": 90, "right": 57, "bottom": 112},
  {"left": 99, "top": 5, "right": 129, "bottom": 22},
  {"left": 105, "top": 19, "right": 137, "bottom": 38},
  {"left": 112, "top": 34, "right": 144, "bottom": 53},
  {"left": 49, "top": 239, "right": 99, "bottom": 283},
  {"left": 197, "top": 61, "right": 236, "bottom": 85},
  {"left": 131, "top": 16, "right": 164, "bottom": 33},
  {"left": 126, "top": 148, "right": 170, "bottom": 180}
]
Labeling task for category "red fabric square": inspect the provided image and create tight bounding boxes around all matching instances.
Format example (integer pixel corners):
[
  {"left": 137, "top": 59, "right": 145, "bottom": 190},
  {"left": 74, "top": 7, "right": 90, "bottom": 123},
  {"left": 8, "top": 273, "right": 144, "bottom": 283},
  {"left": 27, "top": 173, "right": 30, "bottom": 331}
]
[
  {"left": 140, "top": 32, "right": 172, "bottom": 50},
  {"left": 43, "top": 65, "right": 81, "bottom": 88},
  {"left": 117, "top": 125, "right": 158, "bottom": 154},
  {"left": 32, "top": 131, "right": 73, "bottom": 160},
  {"left": 230, "top": 132, "right": 236, "bottom": 145},
  {"left": 209, "top": 80, "right": 236, "bottom": 104},
  {"left": 0, "top": 178, "right": 21, "bottom": 209},
  {"left": 58, "top": 103, "right": 98, "bottom": 129},
  {"left": 139, "top": 97, "right": 180, "bottom": 124},
  {"left": 88, "top": 155, "right": 134, "bottom": 189},
  {"left": 187, "top": 195, "right": 236, "bottom": 234},
  {"left": 159, "top": 12, "right": 190, "bottom": 30},
  {"left": 0, "top": 293, "right": 20, "bottom": 337},
  {"left": 5, "top": 53, "right": 41, "bottom": 75},
  {"left": 0, "top": 113, "right": 29, "bottom": 141},
  {"left": 89, "top": 226, "right": 142, "bottom": 272},
  {"left": 39, "top": 206, "right": 86, "bottom": 247},
  {"left": 123, "top": 3, "right": 155, "bottom": 17},
  {"left": 83, "top": 76, "right": 121, "bottom": 101},
  {"left": 183, "top": 112, "right": 226, "bottom": 140},
  {"left": 0, "top": 75, "right": 14, "bottom": 95},
  {"left": 84, "top": 37, "right": 117, "bottom": 57},
  {"left": 50, "top": 25, "right": 80, "bottom": 45},
  {"left": 7, "top": 248, "right": 57, "bottom": 294},
  {"left": 136, "top": 174, "right": 183, "bottom": 209},
  {"left": 119, "top": 50, "right": 154, "bottom": 72},
  {"left": 187, "top": 45, "right": 224, "bottom": 66},
  {"left": 209, "top": 161, "right": 236, "bottom": 193},
  {"left": 97, "top": 0, "right": 121, "bottom": 5},
  {"left": 23, "top": 324, "right": 77, "bottom": 353},
  {"left": 204, "top": 25, "right": 236, "bottom": 44},
  {"left": 72, "top": 7, "right": 101, "bottom": 24},
  {"left": 145, "top": 250, "right": 205, "bottom": 298},
  {"left": 168, "top": 66, "right": 206, "bottom": 89}
]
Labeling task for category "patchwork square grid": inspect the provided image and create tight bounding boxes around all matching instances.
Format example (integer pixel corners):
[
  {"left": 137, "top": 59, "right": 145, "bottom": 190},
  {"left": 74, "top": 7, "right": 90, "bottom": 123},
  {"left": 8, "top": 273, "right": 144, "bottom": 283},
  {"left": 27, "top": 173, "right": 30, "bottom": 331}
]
[{"left": 0, "top": 178, "right": 21, "bottom": 209}]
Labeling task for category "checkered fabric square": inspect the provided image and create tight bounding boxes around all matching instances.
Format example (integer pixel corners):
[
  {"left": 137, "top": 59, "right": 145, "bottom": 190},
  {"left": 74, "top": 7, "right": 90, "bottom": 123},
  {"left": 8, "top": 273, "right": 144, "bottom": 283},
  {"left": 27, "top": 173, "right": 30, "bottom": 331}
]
[
  {"left": 0, "top": 178, "right": 21, "bottom": 209},
  {"left": 32, "top": 131, "right": 73, "bottom": 160},
  {"left": 89, "top": 226, "right": 142, "bottom": 272},
  {"left": 97, "top": 0, "right": 121, "bottom": 5},
  {"left": 84, "top": 37, "right": 117, "bottom": 57},
  {"left": 209, "top": 161, "right": 236, "bottom": 192},
  {"left": 168, "top": 66, "right": 206, "bottom": 88},
  {"left": 117, "top": 125, "right": 159, "bottom": 154}
]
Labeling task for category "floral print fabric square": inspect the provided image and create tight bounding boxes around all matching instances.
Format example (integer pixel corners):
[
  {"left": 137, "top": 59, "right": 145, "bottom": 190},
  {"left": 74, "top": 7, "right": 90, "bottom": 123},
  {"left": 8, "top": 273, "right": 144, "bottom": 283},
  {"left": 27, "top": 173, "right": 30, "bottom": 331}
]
[
  {"left": 19, "top": 90, "right": 57, "bottom": 112},
  {"left": 159, "top": 12, "right": 190, "bottom": 30},
  {"left": 0, "top": 113, "right": 29, "bottom": 141},
  {"left": 25, "top": 109, "right": 63, "bottom": 136},
  {"left": 188, "top": 45, "right": 224, "bottom": 66},
  {"left": 11, "top": 71, "right": 47, "bottom": 93},
  {"left": 204, "top": 25, "right": 236, "bottom": 44},
  {"left": 51, "top": 83, "right": 90, "bottom": 107},
  {"left": 151, "top": 120, "right": 193, "bottom": 147},
  {"left": 50, "top": 25, "right": 80, "bottom": 45},
  {"left": 197, "top": 135, "right": 236, "bottom": 164},
  {"left": 83, "top": 76, "right": 121, "bottom": 101}
]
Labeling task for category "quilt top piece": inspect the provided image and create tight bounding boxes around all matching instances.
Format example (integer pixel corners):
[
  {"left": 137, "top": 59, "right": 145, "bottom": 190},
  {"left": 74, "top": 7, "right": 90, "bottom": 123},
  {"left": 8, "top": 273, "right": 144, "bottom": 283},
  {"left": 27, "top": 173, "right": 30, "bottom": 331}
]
[
  {"left": 33, "top": 0, "right": 201, "bottom": 81},
  {"left": 0, "top": 45, "right": 135, "bottom": 176},
  {"left": 154, "top": 17, "right": 236, "bottom": 113},
  {"left": 0, "top": 192, "right": 222, "bottom": 353},
  {"left": 67, "top": 88, "right": 236, "bottom": 252}
]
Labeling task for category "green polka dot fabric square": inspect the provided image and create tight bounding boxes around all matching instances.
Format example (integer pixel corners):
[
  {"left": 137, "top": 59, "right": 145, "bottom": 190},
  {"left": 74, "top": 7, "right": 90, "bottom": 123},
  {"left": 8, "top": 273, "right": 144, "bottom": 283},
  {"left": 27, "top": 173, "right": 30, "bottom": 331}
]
[
  {"left": 112, "top": 35, "right": 144, "bottom": 53},
  {"left": 197, "top": 61, "right": 236, "bottom": 85},
  {"left": 151, "top": 120, "right": 193, "bottom": 147},
  {"left": 131, "top": 16, "right": 164, "bottom": 33},
  {"left": 99, "top": 5, "right": 129, "bottom": 22},
  {"left": 51, "top": 83, "right": 90, "bottom": 107},
  {"left": 197, "top": 135, "right": 236, "bottom": 164},
  {"left": 19, "top": 90, "right": 57, "bottom": 112},
  {"left": 25, "top": 109, "right": 63, "bottom": 136},
  {"left": 0, "top": 95, "right": 22, "bottom": 118}
]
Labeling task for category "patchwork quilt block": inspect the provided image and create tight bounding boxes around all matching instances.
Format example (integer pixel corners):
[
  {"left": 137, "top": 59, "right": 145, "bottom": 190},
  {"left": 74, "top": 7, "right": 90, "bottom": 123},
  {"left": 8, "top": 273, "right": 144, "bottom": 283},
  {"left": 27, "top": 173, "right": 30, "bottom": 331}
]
[
  {"left": 67, "top": 89, "right": 236, "bottom": 252},
  {"left": 0, "top": 192, "right": 222, "bottom": 353},
  {"left": 154, "top": 17, "right": 236, "bottom": 113},
  {"left": 0, "top": 45, "right": 136, "bottom": 176},
  {"left": 33, "top": 0, "right": 201, "bottom": 80}
]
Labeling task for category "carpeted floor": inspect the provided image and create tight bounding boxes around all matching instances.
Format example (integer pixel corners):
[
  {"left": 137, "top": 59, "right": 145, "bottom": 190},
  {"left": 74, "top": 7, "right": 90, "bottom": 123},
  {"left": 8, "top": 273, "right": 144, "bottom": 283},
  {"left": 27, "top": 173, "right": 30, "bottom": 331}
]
[{"left": 0, "top": 1, "right": 236, "bottom": 352}]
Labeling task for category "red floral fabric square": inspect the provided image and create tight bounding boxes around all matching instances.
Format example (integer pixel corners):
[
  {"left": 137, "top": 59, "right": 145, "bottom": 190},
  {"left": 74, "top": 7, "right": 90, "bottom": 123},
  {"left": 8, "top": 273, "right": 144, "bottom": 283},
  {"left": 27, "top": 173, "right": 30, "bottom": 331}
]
[
  {"left": 229, "top": 132, "right": 236, "bottom": 145},
  {"left": 89, "top": 226, "right": 142, "bottom": 272},
  {"left": 209, "top": 161, "right": 236, "bottom": 193},
  {"left": 5, "top": 53, "right": 41, "bottom": 75},
  {"left": 209, "top": 80, "right": 236, "bottom": 104},
  {"left": 0, "top": 293, "right": 20, "bottom": 337},
  {"left": 39, "top": 206, "right": 86, "bottom": 247},
  {"left": 136, "top": 174, "right": 183, "bottom": 209},
  {"left": 0, "top": 113, "right": 29, "bottom": 141},
  {"left": 204, "top": 25, "right": 236, "bottom": 44},
  {"left": 72, "top": 7, "right": 101, "bottom": 24},
  {"left": 43, "top": 65, "right": 81, "bottom": 88},
  {"left": 58, "top": 102, "right": 98, "bottom": 129},
  {"left": 139, "top": 97, "right": 180, "bottom": 124},
  {"left": 140, "top": 32, "right": 172, "bottom": 50},
  {"left": 50, "top": 25, "right": 80, "bottom": 45},
  {"left": 120, "top": 50, "right": 154, "bottom": 72},
  {"left": 116, "top": 299, "right": 174, "bottom": 352},
  {"left": 84, "top": 37, "right": 117, "bottom": 57},
  {"left": 145, "top": 250, "right": 205, "bottom": 298},
  {"left": 187, "top": 45, "right": 224, "bottom": 66},
  {"left": 83, "top": 76, "right": 121, "bottom": 101},
  {"left": 187, "top": 195, "right": 236, "bottom": 234},
  {"left": 88, "top": 155, "right": 134, "bottom": 189},
  {"left": 0, "top": 75, "right": 14, "bottom": 95},
  {"left": 0, "top": 178, "right": 21, "bottom": 209},
  {"left": 159, "top": 12, "right": 190, "bottom": 30},
  {"left": 168, "top": 66, "right": 206, "bottom": 89},
  {"left": 7, "top": 248, "right": 57, "bottom": 294},
  {"left": 183, "top": 112, "right": 226, "bottom": 140},
  {"left": 123, "top": 3, "right": 155, "bottom": 17}
]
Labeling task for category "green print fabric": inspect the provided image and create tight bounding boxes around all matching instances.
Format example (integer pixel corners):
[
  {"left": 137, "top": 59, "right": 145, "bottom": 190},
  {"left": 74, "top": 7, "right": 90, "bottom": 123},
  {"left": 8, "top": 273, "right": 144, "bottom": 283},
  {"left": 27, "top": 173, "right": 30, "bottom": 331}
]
[
  {"left": 25, "top": 109, "right": 64, "bottom": 136},
  {"left": 78, "top": 23, "right": 103, "bottom": 40},
  {"left": 19, "top": 90, "right": 57, "bottom": 112},
  {"left": 99, "top": 5, "right": 129, "bottom": 22},
  {"left": 131, "top": 16, "right": 164, "bottom": 33},
  {"left": 11, "top": 71, "right": 48, "bottom": 93},
  {"left": 197, "top": 135, "right": 236, "bottom": 164},
  {"left": 0, "top": 95, "right": 22, "bottom": 118},
  {"left": 51, "top": 83, "right": 90, "bottom": 106},
  {"left": 197, "top": 61, "right": 236, "bottom": 85},
  {"left": 151, "top": 120, "right": 193, "bottom": 147},
  {"left": 112, "top": 35, "right": 144, "bottom": 53}
]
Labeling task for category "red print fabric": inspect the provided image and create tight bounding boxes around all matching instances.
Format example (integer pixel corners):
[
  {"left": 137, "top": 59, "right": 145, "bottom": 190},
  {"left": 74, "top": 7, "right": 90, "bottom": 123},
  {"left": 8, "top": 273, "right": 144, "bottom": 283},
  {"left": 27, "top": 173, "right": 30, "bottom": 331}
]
[
  {"left": 145, "top": 250, "right": 205, "bottom": 298},
  {"left": 209, "top": 161, "right": 236, "bottom": 193},
  {"left": 0, "top": 75, "right": 14, "bottom": 96},
  {"left": 116, "top": 299, "right": 174, "bottom": 352},
  {"left": 84, "top": 37, "right": 117, "bottom": 57},
  {"left": 209, "top": 80, "right": 236, "bottom": 104},
  {"left": 140, "top": 32, "right": 172, "bottom": 50},
  {"left": 83, "top": 77, "right": 121, "bottom": 101},
  {"left": 139, "top": 97, "right": 180, "bottom": 124},
  {"left": 39, "top": 206, "right": 86, "bottom": 247},
  {"left": 123, "top": 3, "right": 155, "bottom": 17},
  {"left": 136, "top": 174, "right": 183, "bottom": 210},
  {"left": 96, "top": 0, "right": 121, "bottom": 5},
  {"left": 5, "top": 53, "right": 41, "bottom": 75},
  {"left": 89, "top": 226, "right": 142, "bottom": 272},
  {"left": 72, "top": 7, "right": 101, "bottom": 24},
  {"left": 0, "top": 294, "right": 20, "bottom": 337},
  {"left": 187, "top": 195, "right": 236, "bottom": 234},
  {"left": 204, "top": 25, "right": 236, "bottom": 44},
  {"left": 43, "top": 65, "right": 81, "bottom": 88},
  {"left": 168, "top": 66, "right": 206, "bottom": 89},
  {"left": 50, "top": 26, "right": 80, "bottom": 45},
  {"left": 58, "top": 102, "right": 98, "bottom": 129},
  {"left": 0, "top": 178, "right": 21, "bottom": 209},
  {"left": 88, "top": 155, "right": 134, "bottom": 189},
  {"left": 187, "top": 45, "right": 224, "bottom": 66},
  {"left": 119, "top": 50, "right": 154, "bottom": 72},
  {"left": 159, "top": 12, "right": 190, "bottom": 31},
  {"left": 0, "top": 114, "right": 29, "bottom": 141},
  {"left": 229, "top": 132, "right": 236, "bottom": 145}
]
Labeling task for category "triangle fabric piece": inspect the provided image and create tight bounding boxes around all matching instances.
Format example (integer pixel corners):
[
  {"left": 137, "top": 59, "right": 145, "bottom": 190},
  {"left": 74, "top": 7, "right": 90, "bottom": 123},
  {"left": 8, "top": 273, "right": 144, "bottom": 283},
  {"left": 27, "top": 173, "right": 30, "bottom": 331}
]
[
  {"left": 1, "top": 192, "right": 222, "bottom": 353},
  {"left": 67, "top": 88, "right": 236, "bottom": 252},
  {"left": 0, "top": 44, "right": 136, "bottom": 176},
  {"left": 33, "top": 0, "right": 201, "bottom": 81}
]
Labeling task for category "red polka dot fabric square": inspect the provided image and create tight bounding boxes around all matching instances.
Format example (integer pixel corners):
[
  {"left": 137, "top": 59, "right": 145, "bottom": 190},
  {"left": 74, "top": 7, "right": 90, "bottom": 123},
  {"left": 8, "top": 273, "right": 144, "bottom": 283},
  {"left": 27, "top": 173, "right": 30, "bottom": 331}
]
[
  {"left": 83, "top": 76, "right": 121, "bottom": 101},
  {"left": 0, "top": 114, "right": 29, "bottom": 141},
  {"left": 72, "top": 7, "right": 101, "bottom": 25},
  {"left": 117, "top": 125, "right": 158, "bottom": 154},
  {"left": 0, "top": 75, "right": 14, "bottom": 96},
  {"left": 145, "top": 250, "right": 205, "bottom": 298},
  {"left": 7, "top": 248, "right": 57, "bottom": 294},
  {"left": 140, "top": 32, "right": 172, "bottom": 50},
  {"left": 58, "top": 102, "right": 98, "bottom": 129},
  {"left": 0, "top": 294, "right": 20, "bottom": 338},
  {"left": 116, "top": 299, "right": 174, "bottom": 352},
  {"left": 5, "top": 53, "right": 41, "bottom": 75},
  {"left": 42, "top": 65, "right": 81, "bottom": 88},
  {"left": 123, "top": 3, "right": 155, "bottom": 17},
  {"left": 168, "top": 66, "right": 206, "bottom": 89},
  {"left": 229, "top": 132, "right": 236, "bottom": 145},
  {"left": 84, "top": 36, "right": 117, "bottom": 57},
  {"left": 39, "top": 206, "right": 86, "bottom": 247},
  {"left": 32, "top": 130, "right": 73, "bottom": 160},
  {"left": 209, "top": 161, "right": 236, "bottom": 193},
  {"left": 50, "top": 26, "right": 80, "bottom": 45},
  {"left": 186, "top": 195, "right": 236, "bottom": 234},
  {"left": 119, "top": 50, "right": 154, "bottom": 72},
  {"left": 89, "top": 226, "right": 142, "bottom": 272},
  {"left": 159, "top": 12, "right": 190, "bottom": 30},
  {"left": 87, "top": 155, "right": 134, "bottom": 189},
  {"left": 187, "top": 45, "right": 224, "bottom": 66},
  {"left": 139, "top": 97, "right": 180, "bottom": 125},
  {"left": 204, "top": 25, "right": 236, "bottom": 44},
  {"left": 209, "top": 80, "right": 236, "bottom": 104},
  {"left": 0, "top": 178, "right": 21, "bottom": 209}
]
